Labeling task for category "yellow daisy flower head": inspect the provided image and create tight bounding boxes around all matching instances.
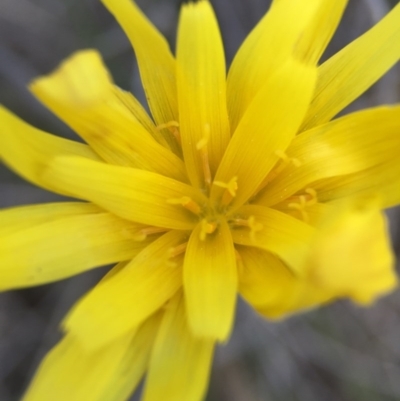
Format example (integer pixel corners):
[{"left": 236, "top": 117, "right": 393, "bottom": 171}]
[{"left": 1, "top": 0, "right": 400, "bottom": 400}]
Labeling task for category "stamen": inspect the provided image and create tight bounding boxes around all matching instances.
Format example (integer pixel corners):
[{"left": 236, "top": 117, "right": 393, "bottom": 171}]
[
  {"left": 156, "top": 121, "right": 181, "bottom": 145},
  {"left": 232, "top": 215, "right": 263, "bottom": 241},
  {"left": 168, "top": 242, "right": 188, "bottom": 259},
  {"left": 288, "top": 201, "right": 309, "bottom": 223},
  {"left": 266, "top": 150, "right": 302, "bottom": 182},
  {"left": 274, "top": 150, "right": 302, "bottom": 167},
  {"left": 196, "top": 123, "right": 212, "bottom": 187},
  {"left": 288, "top": 188, "right": 318, "bottom": 223},
  {"left": 213, "top": 176, "right": 238, "bottom": 206},
  {"left": 274, "top": 149, "right": 290, "bottom": 163},
  {"left": 167, "top": 196, "right": 202, "bottom": 215},
  {"left": 166, "top": 242, "right": 188, "bottom": 267},
  {"left": 254, "top": 150, "right": 302, "bottom": 195},
  {"left": 199, "top": 219, "right": 217, "bottom": 241},
  {"left": 305, "top": 188, "right": 317, "bottom": 204},
  {"left": 247, "top": 216, "right": 264, "bottom": 241}
]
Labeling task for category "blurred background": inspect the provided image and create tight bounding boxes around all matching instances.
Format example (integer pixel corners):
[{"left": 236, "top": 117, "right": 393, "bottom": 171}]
[{"left": 1, "top": 0, "right": 400, "bottom": 400}]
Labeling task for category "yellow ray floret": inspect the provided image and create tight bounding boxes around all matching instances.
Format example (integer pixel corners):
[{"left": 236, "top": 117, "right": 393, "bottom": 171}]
[{"left": 0, "top": 1, "right": 399, "bottom": 401}]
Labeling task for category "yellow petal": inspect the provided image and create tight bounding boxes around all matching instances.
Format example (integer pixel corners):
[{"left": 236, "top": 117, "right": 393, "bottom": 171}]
[
  {"left": 307, "top": 199, "right": 398, "bottom": 304},
  {"left": 227, "top": 0, "right": 331, "bottom": 130},
  {"left": 63, "top": 230, "right": 187, "bottom": 349},
  {"left": 0, "top": 106, "right": 99, "bottom": 196},
  {"left": 101, "top": 0, "right": 180, "bottom": 153},
  {"left": 238, "top": 246, "right": 331, "bottom": 319},
  {"left": 143, "top": 292, "right": 215, "bottom": 401},
  {"left": 177, "top": 0, "right": 230, "bottom": 188},
  {"left": 315, "top": 159, "right": 400, "bottom": 209},
  {"left": 0, "top": 204, "right": 146, "bottom": 290},
  {"left": 293, "top": 0, "right": 348, "bottom": 64},
  {"left": 258, "top": 106, "right": 400, "bottom": 206},
  {"left": 184, "top": 220, "right": 237, "bottom": 341},
  {"left": 23, "top": 313, "right": 161, "bottom": 401},
  {"left": 97, "top": 313, "right": 162, "bottom": 401},
  {"left": 275, "top": 201, "right": 332, "bottom": 227},
  {"left": 43, "top": 156, "right": 206, "bottom": 230},
  {"left": 0, "top": 202, "right": 100, "bottom": 235},
  {"left": 301, "top": 2, "right": 400, "bottom": 130},
  {"left": 231, "top": 205, "right": 314, "bottom": 275},
  {"left": 211, "top": 58, "right": 317, "bottom": 210},
  {"left": 30, "top": 50, "right": 187, "bottom": 182},
  {"left": 113, "top": 87, "right": 170, "bottom": 149}
]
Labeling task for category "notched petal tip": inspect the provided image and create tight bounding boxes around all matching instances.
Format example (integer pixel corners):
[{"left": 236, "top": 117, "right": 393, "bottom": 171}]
[{"left": 30, "top": 50, "right": 111, "bottom": 106}]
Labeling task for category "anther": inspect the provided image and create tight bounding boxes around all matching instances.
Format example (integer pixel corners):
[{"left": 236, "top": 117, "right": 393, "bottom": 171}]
[
  {"left": 305, "top": 188, "right": 317, "bottom": 204},
  {"left": 265, "top": 150, "right": 302, "bottom": 184},
  {"left": 196, "top": 123, "right": 212, "bottom": 187},
  {"left": 247, "top": 216, "right": 264, "bottom": 241},
  {"left": 167, "top": 196, "right": 202, "bottom": 215},
  {"left": 274, "top": 150, "right": 302, "bottom": 167},
  {"left": 213, "top": 176, "right": 238, "bottom": 206},
  {"left": 288, "top": 201, "right": 309, "bottom": 223},
  {"left": 255, "top": 150, "right": 302, "bottom": 194},
  {"left": 156, "top": 121, "right": 181, "bottom": 145},
  {"left": 232, "top": 215, "right": 263, "bottom": 241},
  {"left": 288, "top": 188, "right": 318, "bottom": 223},
  {"left": 275, "top": 149, "right": 290, "bottom": 163},
  {"left": 199, "top": 219, "right": 217, "bottom": 241}
]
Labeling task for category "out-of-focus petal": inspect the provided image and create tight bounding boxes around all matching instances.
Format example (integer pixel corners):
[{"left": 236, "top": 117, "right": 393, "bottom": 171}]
[
  {"left": 307, "top": 199, "right": 397, "bottom": 304},
  {"left": 0, "top": 106, "right": 99, "bottom": 197},
  {"left": 143, "top": 292, "right": 215, "bottom": 401},
  {"left": 30, "top": 50, "right": 187, "bottom": 182},
  {"left": 0, "top": 203, "right": 146, "bottom": 290},
  {"left": 97, "top": 313, "right": 162, "bottom": 401},
  {"left": 23, "top": 313, "right": 161, "bottom": 401},
  {"left": 0, "top": 202, "right": 99, "bottom": 235},
  {"left": 238, "top": 246, "right": 331, "bottom": 319},
  {"left": 315, "top": 160, "right": 400, "bottom": 209},
  {"left": 63, "top": 231, "right": 187, "bottom": 349},
  {"left": 231, "top": 205, "right": 314, "bottom": 275}
]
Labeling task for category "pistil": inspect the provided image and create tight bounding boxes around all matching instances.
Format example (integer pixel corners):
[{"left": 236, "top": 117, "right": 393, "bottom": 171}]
[
  {"left": 288, "top": 188, "right": 318, "bottom": 223},
  {"left": 213, "top": 176, "right": 238, "bottom": 206},
  {"left": 232, "top": 215, "right": 263, "bottom": 241}
]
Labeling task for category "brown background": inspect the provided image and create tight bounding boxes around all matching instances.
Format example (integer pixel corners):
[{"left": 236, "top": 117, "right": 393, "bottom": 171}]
[{"left": 1, "top": 0, "right": 400, "bottom": 400}]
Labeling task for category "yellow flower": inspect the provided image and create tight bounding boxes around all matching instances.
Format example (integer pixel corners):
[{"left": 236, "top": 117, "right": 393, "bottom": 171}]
[{"left": 1, "top": 0, "right": 400, "bottom": 400}]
